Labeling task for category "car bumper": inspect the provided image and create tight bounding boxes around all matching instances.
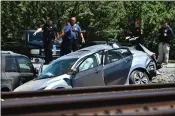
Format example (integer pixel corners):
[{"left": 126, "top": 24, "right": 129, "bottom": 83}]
[
  {"left": 29, "top": 49, "right": 61, "bottom": 59},
  {"left": 147, "top": 62, "right": 157, "bottom": 78}
]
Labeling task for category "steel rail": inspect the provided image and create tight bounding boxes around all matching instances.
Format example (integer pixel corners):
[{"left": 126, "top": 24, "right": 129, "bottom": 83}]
[
  {"left": 2, "top": 88, "right": 175, "bottom": 115},
  {"left": 2, "top": 83, "right": 175, "bottom": 100},
  {"left": 29, "top": 101, "right": 175, "bottom": 116}
]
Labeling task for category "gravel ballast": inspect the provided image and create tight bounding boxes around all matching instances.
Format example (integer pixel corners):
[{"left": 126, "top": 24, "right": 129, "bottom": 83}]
[{"left": 152, "top": 63, "right": 175, "bottom": 83}]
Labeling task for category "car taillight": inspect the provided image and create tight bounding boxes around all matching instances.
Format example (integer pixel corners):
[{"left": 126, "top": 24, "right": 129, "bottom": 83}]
[
  {"left": 152, "top": 53, "right": 156, "bottom": 57},
  {"left": 29, "top": 50, "right": 31, "bottom": 54},
  {"left": 152, "top": 53, "right": 156, "bottom": 60},
  {"left": 152, "top": 53, "right": 156, "bottom": 58}
]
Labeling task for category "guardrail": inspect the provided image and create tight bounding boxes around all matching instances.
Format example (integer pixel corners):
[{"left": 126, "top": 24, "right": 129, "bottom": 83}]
[{"left": 2, "top": 83, "right": 175, "bottom": 115}]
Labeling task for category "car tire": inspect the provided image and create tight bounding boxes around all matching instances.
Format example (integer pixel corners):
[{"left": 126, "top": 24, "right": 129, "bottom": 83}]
[{"left": 130, "top": 70, "right": 150, "bottom": 84}]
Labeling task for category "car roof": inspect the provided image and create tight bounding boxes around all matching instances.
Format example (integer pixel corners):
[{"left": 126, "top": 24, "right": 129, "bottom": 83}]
[
  {"left": 1, "top": 51, "right": 27, "bottom": 57},
  {"left": 1, "top": 51, "right": 27, "bottom": 71},
  {"left": 57, "top": 45, "right": 113, "bottom": 60}
]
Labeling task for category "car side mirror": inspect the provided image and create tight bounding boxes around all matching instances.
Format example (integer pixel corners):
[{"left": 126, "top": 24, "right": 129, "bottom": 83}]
[{"left": 67, "top": 68, "right": 78, "bottom": 75}]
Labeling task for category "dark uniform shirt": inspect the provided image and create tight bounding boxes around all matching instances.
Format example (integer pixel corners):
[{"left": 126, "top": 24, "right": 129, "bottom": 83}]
[
  {"left": 42, "top": 23, "right": 58, "bottom": 39},
  {"left": 159, "top": 26, "right": 174, "bottom": 44},
  {"left": 131, "top": 27, "right": 144, "bottom": 44}
]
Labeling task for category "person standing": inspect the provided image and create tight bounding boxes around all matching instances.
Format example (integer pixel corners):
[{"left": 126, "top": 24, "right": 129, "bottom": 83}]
[
  {"left": 157, "top": 21, "right": 174, "bottom": 65},
  {"left": 70, "top": 17, "right": 85, "bottom": 51},
  {"left": 126, "top": 19, "right": 144, "bottom": 50},
  {"left": 133, "top": 19, "right": 144, "bottom": 45},
  {"left": 55, "top": 19, "right": 72, "bottom": 56},
  {"left": 33, "top": 17, "right": 59, "bottom": 64}
]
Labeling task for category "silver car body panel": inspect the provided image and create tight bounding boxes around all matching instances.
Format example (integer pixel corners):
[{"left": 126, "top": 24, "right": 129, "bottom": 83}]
[
  {"left": 14, "top": 45, "right": 155, "bottom": 91},
  {"left": 124, "top": 50, "right": 152, "bottom": 85},
  {"left": 14, "top": 74, "right": 72, "bottom": 91}
]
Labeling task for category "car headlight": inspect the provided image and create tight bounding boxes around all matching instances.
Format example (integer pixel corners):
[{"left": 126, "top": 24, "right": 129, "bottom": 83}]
[
  {"left": 147, "top": 61, "right": 155, "bottom": 71},
  {"left": 149, "top": 65, "right": 155, "bottom": 70}
]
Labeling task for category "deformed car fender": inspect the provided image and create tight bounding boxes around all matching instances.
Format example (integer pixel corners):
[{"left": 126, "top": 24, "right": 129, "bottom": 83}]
[
  {"left": 124, "top": 63, "right": 150, "bottom": 85},
  {"left": 44, "top": 79, "right": 72, "bottom": 90}
]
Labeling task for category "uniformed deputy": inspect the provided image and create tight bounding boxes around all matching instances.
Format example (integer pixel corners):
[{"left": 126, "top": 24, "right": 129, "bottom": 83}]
[
  {"left": 55, "top": 19, "right": 72, "bottom": 56},
  {"left": 70, "top": 17, "right": 85, "bottom": 51},
  {"left": 33, "top": 17, "right": 59, "bottom": 64},
  {"left": 157, "top": 21, "right": 174, "bottom": 65},
  {"left": 55, "top": 17, "right": 85, "bottom": 56},
  {"left": 128, "top": 19, "right": 144, "bottom": 51}
]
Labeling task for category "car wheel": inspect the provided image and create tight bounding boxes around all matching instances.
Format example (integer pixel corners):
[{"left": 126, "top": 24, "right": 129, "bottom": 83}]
[{"left": 130, "top": 70, "right": 149, "bottom": 84}]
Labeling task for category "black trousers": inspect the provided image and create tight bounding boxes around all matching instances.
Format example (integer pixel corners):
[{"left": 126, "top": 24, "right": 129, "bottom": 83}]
[
  {"left": 72, "top": 39, "right": 79, "bottom": 51},
  {"left": 43, "top": 38, "right": 53, "bottom": 64},
  {"left": 60, "top": 39, "right": 79, "bottom": 56}
]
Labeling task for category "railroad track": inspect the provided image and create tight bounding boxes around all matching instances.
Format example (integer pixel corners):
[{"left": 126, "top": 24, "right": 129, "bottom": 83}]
[
  {"left": 2, "top": 83, "right": 175, "bottom": 115},
  {"left": 2, "top": 83, "right": 175, "bottom": 100}
]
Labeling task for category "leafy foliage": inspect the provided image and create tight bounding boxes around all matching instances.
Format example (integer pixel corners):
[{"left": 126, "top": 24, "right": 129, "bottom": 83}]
[{"left": 1, "top": 1, "right": 175, "bottom": 59}]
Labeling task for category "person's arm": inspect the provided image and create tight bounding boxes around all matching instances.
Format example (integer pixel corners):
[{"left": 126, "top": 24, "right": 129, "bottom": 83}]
[
  {"left": 168, "top": 27, "right": 175, "bottom": 37},
  {"left": 78, "top": 25, "right": 85, "bottom": 43},
  {"left": 53, "top": 24, "right": 60, "bottom": 39},
  {"left": 33, "top": 28, "right": 42, "bottom": 36},
  {"left": 141, "top": 29, "right": 143, "bottom": 35},
  {"left": 55, "top": 26, "right": 69, "bottom": 42},
  {"left": 80, "top": 33, "right": 85, "bottom": 43},
  {"left": 55, "top": 32, "right": 65, "bottom": 42},
  {"left": 58, "top": 32, "right": 65, "bottom": 39},
  {"left": 56, "top": 32, "right": 59, "bottom": 39}
]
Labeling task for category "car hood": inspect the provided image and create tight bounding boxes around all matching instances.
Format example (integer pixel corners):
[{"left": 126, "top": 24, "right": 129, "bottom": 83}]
[{"left": 14, "top": 74, "right": 71, "bottom": 92}]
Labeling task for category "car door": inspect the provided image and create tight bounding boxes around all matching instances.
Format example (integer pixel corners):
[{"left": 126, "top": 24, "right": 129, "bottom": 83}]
[
  {"left": 72, "top": 51, "right": 105, "bottom": 87},
  {"left": 103, "top": 48, "right": 133, "bottom": 85},
  {"left": 4, "top": 56, "right": 21, "bottom": 90},
  {"left": 119, "top": 48, "right": 133, "bottom": 78},
  {"left": 16, "top": 56, "right": 35, "bottom": 83}
]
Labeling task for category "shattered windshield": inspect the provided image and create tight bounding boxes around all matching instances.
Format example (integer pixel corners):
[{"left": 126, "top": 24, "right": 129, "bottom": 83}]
[{"left": 38, "top": 58, "right": 78, "bottom": 79}]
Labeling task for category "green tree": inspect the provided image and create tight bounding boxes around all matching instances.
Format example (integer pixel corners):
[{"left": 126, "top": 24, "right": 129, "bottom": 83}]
[{"left": 1, "top": 1, "right": 175, "bottom": 59}]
